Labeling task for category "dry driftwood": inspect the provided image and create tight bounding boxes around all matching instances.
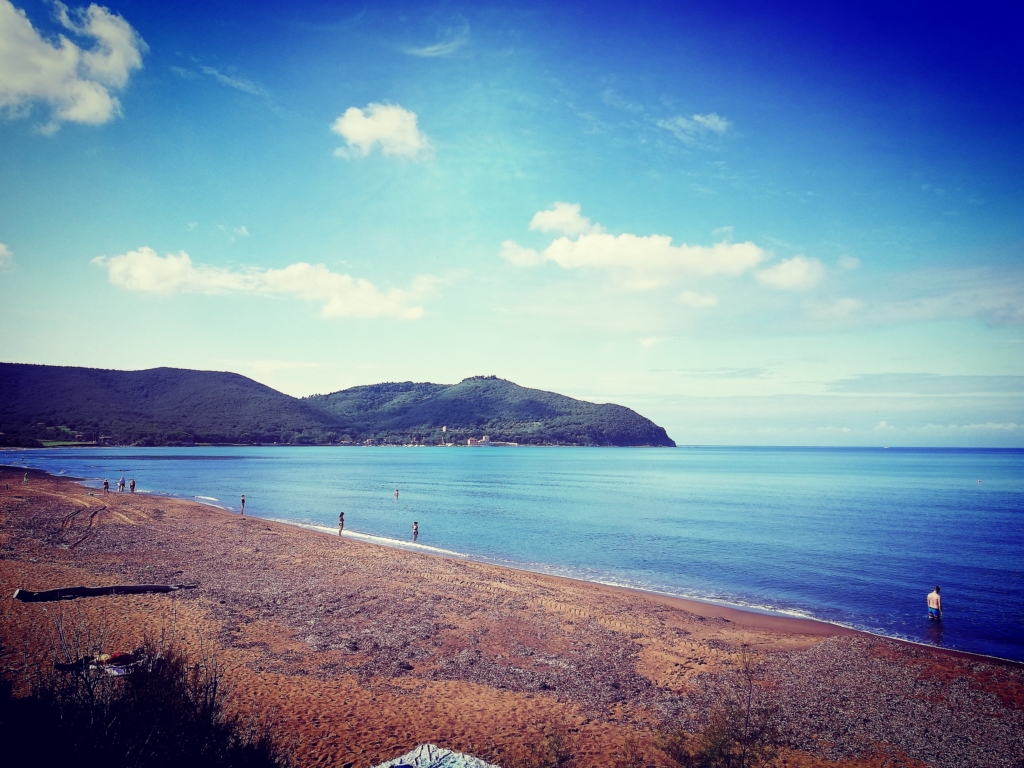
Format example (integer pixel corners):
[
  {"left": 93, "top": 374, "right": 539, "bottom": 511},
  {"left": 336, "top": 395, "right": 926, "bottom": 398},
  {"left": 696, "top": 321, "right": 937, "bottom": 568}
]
[{"left": 13, "top": 584, "right": 198, "bottom": 603}]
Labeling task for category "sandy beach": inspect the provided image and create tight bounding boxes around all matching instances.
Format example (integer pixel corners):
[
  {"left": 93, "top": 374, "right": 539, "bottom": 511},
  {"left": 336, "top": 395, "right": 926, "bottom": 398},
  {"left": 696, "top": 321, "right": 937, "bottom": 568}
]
[{"left": 1, "top": 468, "right": 1021, "bottom": 768}]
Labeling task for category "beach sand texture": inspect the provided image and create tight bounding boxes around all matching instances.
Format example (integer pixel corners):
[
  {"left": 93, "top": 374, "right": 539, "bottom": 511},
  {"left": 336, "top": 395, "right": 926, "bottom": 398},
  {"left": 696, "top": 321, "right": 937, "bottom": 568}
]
[{"left": 2, "top": 469, "right": 1022, "bottom": 768}]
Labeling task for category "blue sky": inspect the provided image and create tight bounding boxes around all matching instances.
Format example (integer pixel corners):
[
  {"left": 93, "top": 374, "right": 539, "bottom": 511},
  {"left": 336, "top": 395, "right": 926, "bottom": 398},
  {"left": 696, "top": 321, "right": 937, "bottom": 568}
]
[{"left": 1, "top": 0, "right": 1022, "bottom": 445}]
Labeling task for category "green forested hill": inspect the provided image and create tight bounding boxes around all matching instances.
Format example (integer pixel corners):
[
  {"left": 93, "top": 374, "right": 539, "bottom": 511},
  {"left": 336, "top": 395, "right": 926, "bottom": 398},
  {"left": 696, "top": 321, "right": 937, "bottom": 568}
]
[
  {"left": 0, "top": 364, "right": 675, "bottom": 447},
  {"left": 305, "top": 376, "right": 676, "bottom": 446},
  {"left": 0, "top": 364, "right": 332, "bottom": 447}
]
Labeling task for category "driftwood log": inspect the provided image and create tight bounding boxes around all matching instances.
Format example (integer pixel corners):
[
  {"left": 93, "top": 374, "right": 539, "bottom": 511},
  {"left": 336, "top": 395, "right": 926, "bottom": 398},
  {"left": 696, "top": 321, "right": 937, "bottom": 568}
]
[{"left": 12, "top": 584, "right": 198, "bottom": 602}]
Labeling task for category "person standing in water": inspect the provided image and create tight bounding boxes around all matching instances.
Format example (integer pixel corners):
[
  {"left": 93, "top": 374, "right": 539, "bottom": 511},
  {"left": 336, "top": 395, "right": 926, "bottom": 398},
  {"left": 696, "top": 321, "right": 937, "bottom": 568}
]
[
  {"left": 412, "top": 521, "right": 418, "bottom": 542},
  {"left": 129, "top": 478, "right": 136, "bottom": 494},
  {"left": 240, "top": 495, "right": 245, "bottom": 515},
  {"left": 102, "top": 479, "right": 109, "bottom": 494},
  {"left": 338, "top": 511, "right": 345, "bottom": 535},
  {"left": 927, "top": 586, "right": 942, "bottom": 620},
  {"left": 394, "top": 488, "right": 399, "bottom": 499},
  {"left": 119, "top": 476, "right": 126, "bottom": 492}
]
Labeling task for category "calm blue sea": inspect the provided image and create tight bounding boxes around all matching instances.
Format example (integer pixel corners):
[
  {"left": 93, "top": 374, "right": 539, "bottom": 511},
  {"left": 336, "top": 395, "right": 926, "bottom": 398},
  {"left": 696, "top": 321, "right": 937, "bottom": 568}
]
[{"left": 4, "top": 446, "right": 1022, "bottom": 662}]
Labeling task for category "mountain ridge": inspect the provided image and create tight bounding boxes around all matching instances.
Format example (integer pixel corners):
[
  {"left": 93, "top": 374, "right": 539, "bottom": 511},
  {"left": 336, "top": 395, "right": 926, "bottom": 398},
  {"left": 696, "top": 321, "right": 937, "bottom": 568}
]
[{"left": 0, "top": 363, "right": 675, "bottom": 448}]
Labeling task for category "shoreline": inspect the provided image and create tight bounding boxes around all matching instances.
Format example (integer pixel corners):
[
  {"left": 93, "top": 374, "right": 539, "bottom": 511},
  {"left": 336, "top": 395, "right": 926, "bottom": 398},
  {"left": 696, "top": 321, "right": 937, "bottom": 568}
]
[
  {"left": 274, "top": 514, "right": 1024, "bottom": 669},
  {"left": 4, "top": 463, "right": 1020, "bottom": 668},
  {"left": 3, "top": 467, "right": 1023, "bottom": 768}
]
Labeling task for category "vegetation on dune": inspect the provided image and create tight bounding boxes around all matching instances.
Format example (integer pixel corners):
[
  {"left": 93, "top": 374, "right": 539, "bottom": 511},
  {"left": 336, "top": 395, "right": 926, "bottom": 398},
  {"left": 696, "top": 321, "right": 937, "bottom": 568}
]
[
  {"left": 658, "top": 648, "right": 782, "bottom": 768},
  {"left": 0, "top": 363, "right": 675, "bottom": 447},
  {"left": 0, "top": 618, "right": 291, "bottom": 768}
]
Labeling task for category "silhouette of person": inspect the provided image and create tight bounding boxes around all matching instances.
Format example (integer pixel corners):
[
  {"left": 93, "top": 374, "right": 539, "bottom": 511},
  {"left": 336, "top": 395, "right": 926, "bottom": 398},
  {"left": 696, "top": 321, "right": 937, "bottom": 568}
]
[
  {"left": 412, "top": 521, "right": 418, "bottom": 542},
  {"left": 240, "top": 494, "right": 245, "bottom": 515},
  {"left": 338, "top": 510, "right": 345, "bottom": 535}
]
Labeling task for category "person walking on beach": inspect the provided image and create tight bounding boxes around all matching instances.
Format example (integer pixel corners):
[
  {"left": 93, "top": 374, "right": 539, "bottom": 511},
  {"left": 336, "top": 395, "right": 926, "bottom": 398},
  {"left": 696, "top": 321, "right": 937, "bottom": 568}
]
[
  {"left": 129, "top": 478, "right": 136, "bottom": 494},
  {"left": 412, "top": 521, "right": 418, "bottom": 542},
  {"left": 927, "top": 586, "right": 942, "bottom": 620},
  {"left": 338, "top": 510, "right": 344, "bottom": 535},
  {"left": 23, "top": 472, "right": 29, "bottom": 484},
  {"left": 103, "top": 479, "right": 109, "bottom": 494},
  {"left": 240, "top": 494, "right": 245, "bottom": 515}
]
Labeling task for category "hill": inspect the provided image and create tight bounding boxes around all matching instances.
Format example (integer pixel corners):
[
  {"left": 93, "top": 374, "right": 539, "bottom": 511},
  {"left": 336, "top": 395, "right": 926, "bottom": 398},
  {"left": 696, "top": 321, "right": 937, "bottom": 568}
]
[
  {"left": 304, "top": 376, "right": 676, "bottom": 447},
  {"left": 0, "top": 363, "right": 333, "bottom": 447},
  {"left": 0, "top": 364, "right": 675, "bottom": 447}
]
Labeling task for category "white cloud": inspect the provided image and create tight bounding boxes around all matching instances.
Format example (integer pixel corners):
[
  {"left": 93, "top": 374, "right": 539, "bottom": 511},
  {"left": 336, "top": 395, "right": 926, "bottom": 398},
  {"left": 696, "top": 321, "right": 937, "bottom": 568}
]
[
  {"left": 639, "top": 337, "right": 664, "bottom": 348},
  {"left": 876, "top": 269, "right": 1024, "bottom": 326},
  {"left": 528, "top": 202, "right": 604, "bottom": 237},
  {"left": 500, "top": 240, "right": 542, "bottom": 267},
  {"left": 657, "top": 112, "right": 730, "bottom": 145},
  {"left": 755, "top": 256, "right": 825, "bottom": 290},
  {"left": 331, "top": 103, "right": 430, "bottom": 158},
  {"left": 679, "top": 290, "right": 718, "bottom": 307},
  {"left": 805, "top": 297, "right": 863, "bottom": 319},
  {"left": 198, "top": 65, "right": 266, "bottom": 96},
  {"left": 0, "top": 242, "right": 11, "bottom": 268},
  {"left": 217, "top": 224, "right": 249, "bottom": 241},
  {"left": 504, "top": 204, "right": 765, "bottom": 289},
  {"left": 91, "top": 247, "right": 432, "bottom": 319},
  {"left": 405, "top": 19, "right": 469, "bottom": 57},
  {"left": 0, "top": 0, "right": 145, "bottom": 131},
  {"left": 837, "top": 255, "right": 861, "bottom": 270}
]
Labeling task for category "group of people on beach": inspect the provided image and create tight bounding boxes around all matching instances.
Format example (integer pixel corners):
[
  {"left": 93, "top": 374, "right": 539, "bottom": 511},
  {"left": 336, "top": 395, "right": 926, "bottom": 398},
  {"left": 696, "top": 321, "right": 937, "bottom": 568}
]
[
  {"left": 337, "top": 489, "right": 418, "bottom": 542},
  {"left": 101, "top": 476, "right": 135, "bottom": 494}
]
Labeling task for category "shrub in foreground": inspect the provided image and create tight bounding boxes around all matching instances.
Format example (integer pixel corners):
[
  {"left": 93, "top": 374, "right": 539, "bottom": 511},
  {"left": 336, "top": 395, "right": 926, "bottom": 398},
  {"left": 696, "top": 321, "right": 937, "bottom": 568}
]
[{"left": 0, "top": 632, "right": 290, "bottom": 768}]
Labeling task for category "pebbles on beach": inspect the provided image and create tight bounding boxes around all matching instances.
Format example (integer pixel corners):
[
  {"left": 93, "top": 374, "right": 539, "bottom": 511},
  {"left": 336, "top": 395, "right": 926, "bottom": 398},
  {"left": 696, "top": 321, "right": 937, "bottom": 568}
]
[{"left": 2, "top": 473, "right": 1023, "bottom": 768}]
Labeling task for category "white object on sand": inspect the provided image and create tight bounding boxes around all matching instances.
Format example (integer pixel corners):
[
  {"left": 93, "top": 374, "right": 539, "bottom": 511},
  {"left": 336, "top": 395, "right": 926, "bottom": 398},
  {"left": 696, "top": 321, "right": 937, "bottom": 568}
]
[{"left": 372, "top": 743, "right": 499, "bottom": 768}]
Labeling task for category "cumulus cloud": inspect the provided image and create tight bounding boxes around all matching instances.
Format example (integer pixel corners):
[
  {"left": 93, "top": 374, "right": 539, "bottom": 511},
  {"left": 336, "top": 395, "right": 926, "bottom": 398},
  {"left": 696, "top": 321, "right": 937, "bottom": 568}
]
[
  {"left": 503, "top": 204, "right": 764, "bottom": 290},
  {"left": 529, "top": 202, "right": 604, "bottom": 237},
  {"left": 0, "top": 0, "right": 145, "bottom": 131},
  {"left": 331, "top": 103, "right": 430, "bottom": 158},
  {"left": 91, "top": 247, "right": 432, "bottom": 319},
  {"left": 0, "top": 242, "right": 12, "bottom": 268},
  {"left": 657, "top": 112, "right": 730, "bottom": 145},
  {"left": 499, "top": 241, "right": 542, "bottom": 267},
  {"left": 679, "top": 290, "right": 718, "bottom": 307},
  {"left": 755, "top": 256, "right": 825, "bottom": 290}
]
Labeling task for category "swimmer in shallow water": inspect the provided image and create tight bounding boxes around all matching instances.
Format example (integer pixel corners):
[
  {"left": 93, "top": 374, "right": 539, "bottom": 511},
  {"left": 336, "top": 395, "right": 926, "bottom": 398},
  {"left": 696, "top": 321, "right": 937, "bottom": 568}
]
[{"left": 927, "top": 585, "right": 942, "bottom": 620}]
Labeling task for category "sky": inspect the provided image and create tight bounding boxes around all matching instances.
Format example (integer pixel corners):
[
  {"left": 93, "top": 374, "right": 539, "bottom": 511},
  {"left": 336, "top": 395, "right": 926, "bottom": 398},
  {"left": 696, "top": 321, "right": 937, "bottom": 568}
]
[{"left": 1, "top": 0, "right": 1023, "bottom": 446}]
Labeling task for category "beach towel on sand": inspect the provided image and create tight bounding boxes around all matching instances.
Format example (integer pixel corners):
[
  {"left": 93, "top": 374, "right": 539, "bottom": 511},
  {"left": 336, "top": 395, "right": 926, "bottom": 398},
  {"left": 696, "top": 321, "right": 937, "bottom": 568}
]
[{"left": 372, "top": 744, "right": 498, "bottom": 768}]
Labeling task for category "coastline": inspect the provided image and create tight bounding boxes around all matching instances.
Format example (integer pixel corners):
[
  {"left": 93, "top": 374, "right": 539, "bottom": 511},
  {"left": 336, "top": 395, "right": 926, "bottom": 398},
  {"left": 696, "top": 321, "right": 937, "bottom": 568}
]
[
  {"left": 5, "top": 463, "right": 1018, "bottom": 667},
  {"left": 2, "top": 468, "right": 1023, "bottom": 768}
]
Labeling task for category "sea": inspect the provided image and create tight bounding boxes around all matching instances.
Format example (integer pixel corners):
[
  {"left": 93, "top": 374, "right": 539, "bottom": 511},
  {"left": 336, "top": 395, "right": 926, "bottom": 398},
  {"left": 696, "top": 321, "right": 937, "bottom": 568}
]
[{"left": 4, "top": 446, "right": 1022, "bottom": 662}]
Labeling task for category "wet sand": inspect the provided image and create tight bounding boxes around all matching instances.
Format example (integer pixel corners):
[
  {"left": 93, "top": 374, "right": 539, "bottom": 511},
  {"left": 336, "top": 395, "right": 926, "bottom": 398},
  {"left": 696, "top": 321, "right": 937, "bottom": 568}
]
[{"left": 1, "top": 468, "right": 1022, "bottom": 768}]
